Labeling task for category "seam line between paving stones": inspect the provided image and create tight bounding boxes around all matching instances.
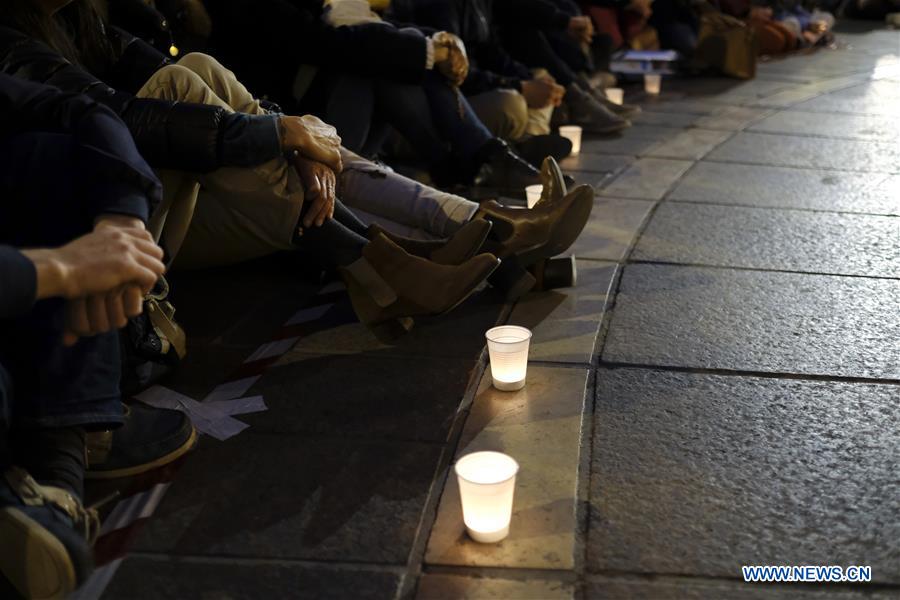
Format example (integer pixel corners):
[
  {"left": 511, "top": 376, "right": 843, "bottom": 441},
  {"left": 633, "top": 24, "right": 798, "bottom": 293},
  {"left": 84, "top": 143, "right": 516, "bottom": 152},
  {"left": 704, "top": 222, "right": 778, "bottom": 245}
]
[
  {"left": 662, "top": 196, "right": 900, "bottom": 218},
  {"left": 597, "top": 361, "right": 900, "bottom": 386},
  {"left": 701, "top": 155, "right": 900, "bottom": 175},
  {"left": 576, "top": 129, "right": 718, "bottom": 597},
  {"left": 397, "top": 300, "right": 523, "bottom": 599},
  {"left": 625, "top": 259, "right": 900, "bottom": 281}
]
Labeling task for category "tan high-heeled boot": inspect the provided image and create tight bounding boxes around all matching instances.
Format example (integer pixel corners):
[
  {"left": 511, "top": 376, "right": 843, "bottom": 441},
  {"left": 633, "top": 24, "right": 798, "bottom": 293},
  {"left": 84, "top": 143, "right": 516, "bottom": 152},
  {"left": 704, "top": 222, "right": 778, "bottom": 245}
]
[
  {"left": 366, "top": 218, "right": 492, "bottom": 265},
  {"left": 340, "top": 233, "right": 500, "bottom": 342}
]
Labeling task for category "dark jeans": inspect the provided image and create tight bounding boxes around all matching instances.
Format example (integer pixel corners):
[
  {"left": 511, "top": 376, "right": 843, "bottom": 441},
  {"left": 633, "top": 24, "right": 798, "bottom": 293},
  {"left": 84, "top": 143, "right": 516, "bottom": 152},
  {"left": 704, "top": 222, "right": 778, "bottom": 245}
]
[
  {"left": 0, "top": 133, "right": 124, "bottom": 433},
  {"left": 500, "top": 25, "right": 579, "bottom": 87},
  {"left": 322, "top": 72, "right": 492, "bottom": 170},
  {"left": 649, "top": 0, "right": 699, "bottom": 55}
]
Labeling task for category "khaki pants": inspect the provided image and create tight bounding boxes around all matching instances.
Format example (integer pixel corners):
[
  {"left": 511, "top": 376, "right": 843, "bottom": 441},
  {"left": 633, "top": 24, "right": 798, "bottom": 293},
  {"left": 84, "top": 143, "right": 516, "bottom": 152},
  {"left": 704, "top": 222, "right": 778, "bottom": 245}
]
[
  {"left": 137, "top": 53, "right": 305, "bottom": 270},
  {"left": 468, "top": 88, "right": 553, "bottom": 140}
]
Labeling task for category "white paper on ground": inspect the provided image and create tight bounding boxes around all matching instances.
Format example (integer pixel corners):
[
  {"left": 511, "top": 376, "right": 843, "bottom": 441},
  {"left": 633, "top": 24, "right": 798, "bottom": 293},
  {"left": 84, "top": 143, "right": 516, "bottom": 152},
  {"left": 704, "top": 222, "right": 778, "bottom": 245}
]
[
  {"left": 135, "top": 385, "right": 249, "bottom": 441},
  {"left": 202, "top": 375, "right": 262, "bottom": 403},
  {"left": 206, "top": 396, "right": 268, "bottom": 417}
]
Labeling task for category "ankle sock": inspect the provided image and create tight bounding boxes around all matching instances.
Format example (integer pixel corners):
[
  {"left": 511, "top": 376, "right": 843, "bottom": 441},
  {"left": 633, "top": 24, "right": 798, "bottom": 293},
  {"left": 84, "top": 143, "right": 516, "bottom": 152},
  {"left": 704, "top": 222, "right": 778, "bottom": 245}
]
[{"left": 9, "top": 426, "right": 86, "bottom": 498}]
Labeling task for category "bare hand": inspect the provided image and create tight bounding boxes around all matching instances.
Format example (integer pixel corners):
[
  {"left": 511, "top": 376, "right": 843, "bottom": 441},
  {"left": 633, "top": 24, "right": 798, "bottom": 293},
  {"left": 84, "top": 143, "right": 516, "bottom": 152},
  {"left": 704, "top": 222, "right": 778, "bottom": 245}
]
[
  {"left": 567, "top": 16, "right": 594, "bottom": 45},
  {"left": 433, "top": 31, "right": 469, "bottom": 86},
  {"left": 62, "top": 284, "right": 145, "bottom": 346},
  {"left": 294, "top": 155, "right": 336, "bottom": 229},
  {"left": 280, "top": 115, "right": 343, "bottom": 174},
  {"left": 521, "top": 76, "right": 565, "bottom": 109},
  {"left": 22, "top": 223, "right": 165, "bottom": 302}
]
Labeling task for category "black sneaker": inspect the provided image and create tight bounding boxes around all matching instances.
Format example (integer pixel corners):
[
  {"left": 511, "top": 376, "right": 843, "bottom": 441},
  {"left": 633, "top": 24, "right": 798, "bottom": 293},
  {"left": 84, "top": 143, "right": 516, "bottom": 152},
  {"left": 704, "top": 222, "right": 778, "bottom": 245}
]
[
  {"left": 515, "top": 134, "right": 573, "bottom": 165},
  {"left": 86, "top": 403, "right": 197, "bottom": 480},
  {"left": 0, "top": 468, "right": 97, "bottom": 599}
]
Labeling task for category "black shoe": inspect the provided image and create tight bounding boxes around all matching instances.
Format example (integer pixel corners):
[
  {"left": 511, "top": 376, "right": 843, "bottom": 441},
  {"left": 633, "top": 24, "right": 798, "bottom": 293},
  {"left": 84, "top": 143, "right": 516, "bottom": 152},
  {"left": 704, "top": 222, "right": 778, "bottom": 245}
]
[
  {"left": 0, "top": 468, "right": 97, "bottom": 599},
  {"left": 85, "top": 403, "right": 197, "bottom": 480},
  {"left": 473, "top": 138, "right": 541, "bottom": 196},
  {"left": 515, "top": 134, "right": 572, "bottom": 165}
]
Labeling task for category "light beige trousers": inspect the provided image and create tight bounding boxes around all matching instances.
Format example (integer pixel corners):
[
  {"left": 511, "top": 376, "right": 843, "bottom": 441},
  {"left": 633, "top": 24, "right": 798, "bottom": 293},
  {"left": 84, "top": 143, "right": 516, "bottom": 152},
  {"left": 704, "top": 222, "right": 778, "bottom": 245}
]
[{"left": 137, "top": 53, "right": 305, "bottom": 270}]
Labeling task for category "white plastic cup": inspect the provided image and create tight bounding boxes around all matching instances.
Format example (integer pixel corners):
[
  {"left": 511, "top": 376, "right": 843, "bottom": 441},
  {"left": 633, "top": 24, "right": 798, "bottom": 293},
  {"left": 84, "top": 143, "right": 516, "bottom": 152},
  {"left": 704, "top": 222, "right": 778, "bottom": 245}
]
[
  {"left": 486, "top": 325, "right": 532, "bottom": 391},
  {"left": 606, "top": 87, "right": 625, "bottom": 105},
  {"left": 525, "top": 185, "right": 543, "bottom": 208},
  {"left": 644, "top": 74, "right": 662, "bottom": 95},
  {"left": 558, "top": 125, "right": 582, "bottom": 156},
  {"left": 455, "top": 451, "right": 519, "bottom": 543}
]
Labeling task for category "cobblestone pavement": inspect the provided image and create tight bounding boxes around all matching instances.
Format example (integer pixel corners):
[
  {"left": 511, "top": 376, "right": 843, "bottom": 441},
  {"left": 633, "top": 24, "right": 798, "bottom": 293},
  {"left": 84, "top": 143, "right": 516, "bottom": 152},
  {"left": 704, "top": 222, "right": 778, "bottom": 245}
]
[{"left": 96, "top": 21, "right": 900, "bottom": 600}]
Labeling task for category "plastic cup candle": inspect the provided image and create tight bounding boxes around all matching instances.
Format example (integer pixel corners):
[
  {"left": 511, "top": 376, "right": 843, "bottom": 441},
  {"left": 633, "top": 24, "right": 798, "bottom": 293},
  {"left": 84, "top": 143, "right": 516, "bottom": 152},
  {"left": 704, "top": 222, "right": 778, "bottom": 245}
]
[
  {"left": 485, "top": 325, "right": 532, "bottom": 391},
  {"left": 644, "top": 73, "right": 662, "bottom": 95},
  {"left": 606, "top": 87, "right": 624, "bottom": 105},
  {"left": 455, "top": 451, "right": 519, "bottom": 543},
  {"left": 558, "top": 125, "right": 582, "bottom": 156},
  {"left": 525, "top": 185, "right": 543, "bottom": 208}
]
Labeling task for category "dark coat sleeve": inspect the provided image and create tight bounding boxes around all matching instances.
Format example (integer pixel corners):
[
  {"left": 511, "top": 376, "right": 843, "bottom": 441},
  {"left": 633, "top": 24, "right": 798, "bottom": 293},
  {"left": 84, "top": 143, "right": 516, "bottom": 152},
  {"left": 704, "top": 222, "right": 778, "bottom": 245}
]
[
  {"left": 0, "top": 26, "right": 281, "bottom": 173},
  {"left": 206, "top": 0, "right": 429, "bottom": 84},
  {"left": 0, "top": 72, "right": 159, "bottom": 222},
  {"left": 0, "top": 246, "right": 36, "bottom": 319}
]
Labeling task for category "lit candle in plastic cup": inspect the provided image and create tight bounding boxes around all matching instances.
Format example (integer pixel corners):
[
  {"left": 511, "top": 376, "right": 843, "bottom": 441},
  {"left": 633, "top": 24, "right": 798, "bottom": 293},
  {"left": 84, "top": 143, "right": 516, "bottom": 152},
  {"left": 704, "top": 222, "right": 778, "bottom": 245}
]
[
  {"left": 558, "top": 125, "right": 582, "bottom": 156},
  {"left": 644, "top": 73, "right": 662, "bottom": 95},
  {"left": 455, "top": 451, "right": 519, "bottom": 543},
  {"left": 486, "top": 325, "right": 532, "bottom": 391},
  {"left": 606, "top": 87, "right": 624, "bottom": 105},
  {"left": 525, "top": 185, "right": 543, "bottom": 208}
]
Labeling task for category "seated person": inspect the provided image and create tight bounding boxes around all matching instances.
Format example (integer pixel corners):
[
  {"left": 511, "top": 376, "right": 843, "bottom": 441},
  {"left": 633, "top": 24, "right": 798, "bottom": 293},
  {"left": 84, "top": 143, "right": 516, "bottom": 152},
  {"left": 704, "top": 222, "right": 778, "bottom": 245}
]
[
  {"left": 0, "top": 73, "right": 181, "bottom": 598},
  {"left": 392, "top": 0, "right": 636, "bottom": 136},
  {"left": 201, "top": 0, "right": 543, "bottom": 194},
  {"left": 1, "top": 0, "right": 593, "bottom": 329}
]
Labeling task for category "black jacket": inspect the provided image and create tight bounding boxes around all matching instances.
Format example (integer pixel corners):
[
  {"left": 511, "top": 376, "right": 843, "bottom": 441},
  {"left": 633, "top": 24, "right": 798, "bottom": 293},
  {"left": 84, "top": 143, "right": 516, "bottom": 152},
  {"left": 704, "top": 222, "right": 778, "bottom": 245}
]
[
  {"left": 0, "top": 74, "right": 160, "bottom": 318},
  {"left": 204, "top": 0, "right": 432, "bottom": 108},
  {"left": 0, "top": 24, "right": 281, "bottom": 173},
  {"left": 390, "top": 0, "right": 534, "bottom": 96}
]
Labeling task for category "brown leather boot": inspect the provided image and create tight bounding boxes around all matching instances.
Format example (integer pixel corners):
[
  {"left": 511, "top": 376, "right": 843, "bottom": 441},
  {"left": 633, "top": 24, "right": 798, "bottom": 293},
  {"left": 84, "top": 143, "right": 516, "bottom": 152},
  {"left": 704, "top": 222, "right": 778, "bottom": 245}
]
[
  {"left": 340, "top": 233, "right": 500, "bottom": 342},
  {"left": 537, "top": 157, "right": 568, "bottom": 206},
  {"left": 475, "top": 184, "right": 594, "bottom": 264},
  {"left": 366, "top": 219, "right": 492, "bottom": 266}
]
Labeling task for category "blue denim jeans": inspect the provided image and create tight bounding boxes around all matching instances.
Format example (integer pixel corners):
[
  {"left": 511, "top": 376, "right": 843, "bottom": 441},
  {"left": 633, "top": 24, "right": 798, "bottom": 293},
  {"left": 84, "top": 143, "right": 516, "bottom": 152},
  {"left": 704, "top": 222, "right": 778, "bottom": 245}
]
[{"left": 0, "top": 133, "right": 124, "bottom": 431}]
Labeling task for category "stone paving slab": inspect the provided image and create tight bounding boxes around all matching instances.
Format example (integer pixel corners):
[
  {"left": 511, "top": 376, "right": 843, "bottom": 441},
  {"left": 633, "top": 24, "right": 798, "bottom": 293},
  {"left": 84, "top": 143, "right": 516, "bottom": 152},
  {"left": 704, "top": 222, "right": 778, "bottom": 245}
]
[
  {"left": 630, "top": 109, "right": 701, "bottom": 128},
  {"left": 585, "top": 577, "right": 893, "bottom": 599},
  {"left": 600, "top": 158, "right": 694, "bottom": 200},
  {"left": 589, "top": 368, "right": 900, "bottom": 582},
  {"left": 425, "top": 366, "right": 589, "bottom": 570},
  {"left": 692, "top": 106, "right": 773, "bottom": 130},
  {"left": 247, "top": 353, "right": 479, "bottom": 443},
  {"left": 416, "top": 574, "right": 573, "bottom": 599},
  {"left": 508, "top": 261, "right": 617, "bottom": 365},
  {"left": 570, "top": 198, "right": 655, "bottom": 262},
  {"left": 105, "top": 557, "right": 402, "bottom": 600},
  {"left": 132, "top": 433, "right": 442, "bottom": 564},
  {"left": 750, "top": 110, "right": 900, "bottom": 141},
  {"left": 561, "top": 152, "right": 632, "bottom": 177},
  {"left": 791, "top": 80, "right": 900, "bottom": 116},
  {"left": 644, "top": 129, "right": 733, "bottom": 160},
  {"left": 573, "top": 127, "right": 680, "bottom": 158},
  {"left": 633, "top": 203, "right": 900, "bottom": 277},
  {"left": 602, "top": 264, "right": 900, "bottom": 379},
  {"left": 708, "top": 131, "right": 900, "bottom": 173},
  {"left": 669, "top": 161, "right": 900, "bottom": 215}
]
